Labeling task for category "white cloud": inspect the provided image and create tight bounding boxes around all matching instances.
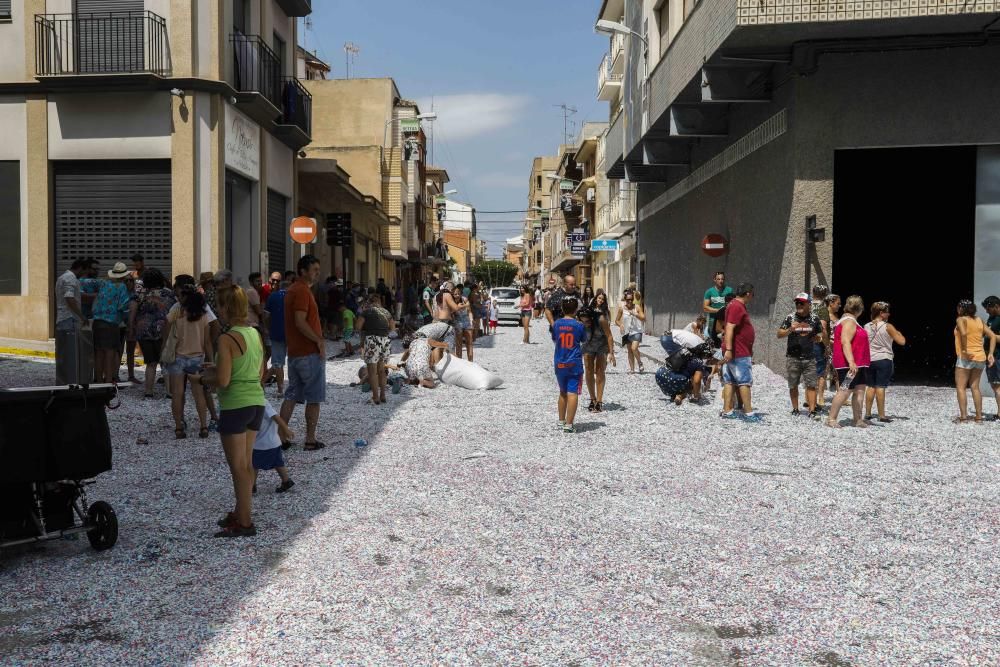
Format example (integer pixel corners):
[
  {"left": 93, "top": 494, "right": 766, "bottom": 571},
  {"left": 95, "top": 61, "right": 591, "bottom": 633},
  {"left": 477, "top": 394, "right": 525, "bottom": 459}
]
[{"left": 418, "top": 93, "right": 530, "bottom": 141}]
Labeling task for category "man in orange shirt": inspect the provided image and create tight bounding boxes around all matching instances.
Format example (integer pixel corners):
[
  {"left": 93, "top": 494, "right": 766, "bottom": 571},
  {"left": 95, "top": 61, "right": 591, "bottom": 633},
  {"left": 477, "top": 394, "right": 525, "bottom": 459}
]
[{"left": 279, "top": 255, "right": 326, "bottom": 451}]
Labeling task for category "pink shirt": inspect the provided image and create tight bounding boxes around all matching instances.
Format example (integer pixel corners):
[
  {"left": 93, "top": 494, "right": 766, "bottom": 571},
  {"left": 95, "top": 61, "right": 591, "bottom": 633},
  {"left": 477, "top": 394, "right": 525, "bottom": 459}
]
[{"left": 833, "top": 315, "right": 871, "bottom": 369}]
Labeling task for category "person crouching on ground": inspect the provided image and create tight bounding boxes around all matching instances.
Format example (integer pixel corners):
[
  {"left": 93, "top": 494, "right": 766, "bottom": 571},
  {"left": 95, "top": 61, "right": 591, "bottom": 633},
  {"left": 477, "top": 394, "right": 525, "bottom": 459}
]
[
  {"left": 356, "top": 293, "right": 395, "bottom": 405},
  {"left": 553, "top": 297, "right": 586, "bottom": 433},
  {"left": 864, "top": 301, "right": 907, "bottom": 422},
  {"left": 194, "top": 286, "right": 266, "bottom": 538},
  {"left": 825, "top": 295, "right": 870, "bottom": 429},
  {"left": 953, "top": 299, "right": 996, "bottom": 423},
  {"left": 252, "top": 402, "right": 295, "bottom": 494},
  {"left": 657, "top": 329, "right": 710, "bottom": 405},
  {"left": 777, "top": 293, "right": 823, "bottom": 418}
]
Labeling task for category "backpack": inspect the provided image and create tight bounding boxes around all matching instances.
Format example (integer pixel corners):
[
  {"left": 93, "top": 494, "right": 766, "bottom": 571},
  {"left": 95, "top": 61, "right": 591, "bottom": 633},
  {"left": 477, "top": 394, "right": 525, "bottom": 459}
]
[{"left": 666, "top": 347, "right": 692, "bottom": 372}]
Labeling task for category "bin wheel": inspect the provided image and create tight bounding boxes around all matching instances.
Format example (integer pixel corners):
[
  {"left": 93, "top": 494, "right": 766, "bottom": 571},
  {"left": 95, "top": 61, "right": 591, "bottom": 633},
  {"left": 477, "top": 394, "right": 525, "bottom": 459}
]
[{"left": 86, "top": 501, "right": 118, "bottom": 551}]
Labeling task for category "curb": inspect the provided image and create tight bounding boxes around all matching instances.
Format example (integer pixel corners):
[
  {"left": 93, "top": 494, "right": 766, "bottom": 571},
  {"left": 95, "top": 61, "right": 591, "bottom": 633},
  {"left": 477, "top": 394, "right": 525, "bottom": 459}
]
[{"left": 0, "top": 346, "right": 149, "bottom": 366}]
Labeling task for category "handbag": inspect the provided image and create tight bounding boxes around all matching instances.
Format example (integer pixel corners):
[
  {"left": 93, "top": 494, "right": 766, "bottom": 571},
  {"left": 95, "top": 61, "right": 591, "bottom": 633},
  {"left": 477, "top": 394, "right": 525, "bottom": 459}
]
[{"left": 160, "top": 319, "right": 178, "bottom": 365}]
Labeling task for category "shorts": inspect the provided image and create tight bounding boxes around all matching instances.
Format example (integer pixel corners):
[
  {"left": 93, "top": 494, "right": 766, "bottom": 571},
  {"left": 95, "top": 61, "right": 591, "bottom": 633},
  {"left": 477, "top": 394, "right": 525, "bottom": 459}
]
[
  {"left": 138, "top": 339, "right": 162, "bottom": 366},
  {"left": 270, "top": 340, "right": 287, "bottom": 368},
  {"left": 836, "top": 366, "right": 869, "bottom": 389},
  {"left": 722, "top": 356, "right": 754, "bottom": 387},
  {"left": 92, "top": 320, "right": 120, "bottom": 350},
  {"left": 521, "top": 310, "right": 532, "bottom": 319},
  {"left": 627, "top": 332, "right": 643, "bottom": 343},
  {"left": 285, "top": 353, "right": 326, "bottom": 403},
  {"left": 490, "top": 320, "right": 498, "bottom": 328},
  {"left": 868, "top": 359, "right": 894, "bottom": 388},
  {"left": 218, "top": 404, "right": 265, "bottom": 436},
  {"left": 166, "top": 353, "right": 204, "bottom": 376},
  {"left": 814, "top": 343, "right": 828, "bottom": 377},
  {"left": 988, "top": 361, "right": 1000, "bottom": 385},
  {"left": 342, "top": 328, "right": 355, "bottom": 341},
  {"left": 252, "top": 446, "right": 286, "bottom": 471},
  {"left": 786, "top": 356, "right": 818, "bottom": 389},
  {"left": 363, "top": 335, "right": 391, "bottom": 364},
  {"left": 556, "top": 368, "right": 583, "bottom": 395},
  {"left": 956, "top": 358, "right": 987, "bottom": 371}
]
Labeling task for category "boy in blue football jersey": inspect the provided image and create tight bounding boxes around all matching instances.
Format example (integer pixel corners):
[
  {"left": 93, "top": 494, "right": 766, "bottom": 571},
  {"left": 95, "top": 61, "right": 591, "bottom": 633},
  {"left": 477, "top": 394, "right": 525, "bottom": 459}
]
[{"left": 552, "top": 297, "right": 586, "bottom": 433}]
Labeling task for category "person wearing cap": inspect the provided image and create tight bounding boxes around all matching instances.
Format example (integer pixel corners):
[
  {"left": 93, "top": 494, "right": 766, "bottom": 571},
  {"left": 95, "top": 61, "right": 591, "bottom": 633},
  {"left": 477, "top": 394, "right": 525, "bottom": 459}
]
[
  {"left": 777, "top": 293, "right": 824, "bottom": 417},
  {"left": 92, "top": 262, "right": 133, "bottom": 383}
]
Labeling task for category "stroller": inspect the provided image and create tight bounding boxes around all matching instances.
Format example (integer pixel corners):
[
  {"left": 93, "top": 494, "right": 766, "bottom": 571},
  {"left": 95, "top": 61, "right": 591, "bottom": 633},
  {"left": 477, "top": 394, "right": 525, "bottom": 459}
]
[{"left": 0, "top": 384, "right": 119, "bottom": 552}]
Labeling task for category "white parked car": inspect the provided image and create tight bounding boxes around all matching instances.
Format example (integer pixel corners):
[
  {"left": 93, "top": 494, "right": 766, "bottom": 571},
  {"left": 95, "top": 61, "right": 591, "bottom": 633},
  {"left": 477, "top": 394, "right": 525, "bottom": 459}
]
[{"left": 489, "top": 287, "right": 522, "bottom": 324}]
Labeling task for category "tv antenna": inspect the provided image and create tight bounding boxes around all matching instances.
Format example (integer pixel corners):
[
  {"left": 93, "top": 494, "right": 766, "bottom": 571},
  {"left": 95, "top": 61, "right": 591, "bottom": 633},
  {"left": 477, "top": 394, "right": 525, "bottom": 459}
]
[
  {"left": 553, "top": 103, "right": 578, "bottom": 146},
  {"left": 344, "top": 42, "right": 360, "bottom": 79}
]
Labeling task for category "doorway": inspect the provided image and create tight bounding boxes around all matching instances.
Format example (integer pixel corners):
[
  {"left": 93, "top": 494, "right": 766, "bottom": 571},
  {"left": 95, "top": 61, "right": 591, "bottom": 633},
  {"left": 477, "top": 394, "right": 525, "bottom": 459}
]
[
  {"left": 225, "top": 170, "right": 256, "bottom": 281},
  {"left": 833, "top": 146, "right": 977, "bottom": 384}
]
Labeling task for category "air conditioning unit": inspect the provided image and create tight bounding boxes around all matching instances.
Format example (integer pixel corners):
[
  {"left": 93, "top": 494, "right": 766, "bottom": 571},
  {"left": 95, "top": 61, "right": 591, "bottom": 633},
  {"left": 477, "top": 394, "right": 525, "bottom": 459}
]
[{"left": 586, "top": 188, "right": 596, "bottom": 202}]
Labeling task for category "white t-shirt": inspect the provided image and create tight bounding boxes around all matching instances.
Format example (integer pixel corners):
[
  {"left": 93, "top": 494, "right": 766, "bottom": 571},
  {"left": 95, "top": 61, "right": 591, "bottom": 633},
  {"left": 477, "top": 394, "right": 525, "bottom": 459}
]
[
  {"left": 253, "top": 403, "right": 281, "bottom": 451},
  {"left": 246, "top": 288, "right": 261, "bottom": 327},
  {"left": 55, "top": 270, "right": 81, "bottom": 323},
  {"left": 671, "top": 329, "right": 705, "bottom": 350}
]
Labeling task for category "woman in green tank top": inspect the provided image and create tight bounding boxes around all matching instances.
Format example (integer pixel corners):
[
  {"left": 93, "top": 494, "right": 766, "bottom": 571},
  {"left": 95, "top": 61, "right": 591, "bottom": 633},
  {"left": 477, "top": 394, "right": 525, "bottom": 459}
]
[{"left": 197, "top": 286, "right": 266, "bottom": 537}]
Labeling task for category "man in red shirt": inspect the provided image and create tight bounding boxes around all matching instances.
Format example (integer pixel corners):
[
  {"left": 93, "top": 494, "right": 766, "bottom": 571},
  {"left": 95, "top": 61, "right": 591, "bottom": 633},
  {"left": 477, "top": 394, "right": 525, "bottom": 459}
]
[
  {"left": 721, "top": 282, "right": 761, "bottom": 422},
  {"left": 279, "top": 255, "right": 326, "bottom": 450}
]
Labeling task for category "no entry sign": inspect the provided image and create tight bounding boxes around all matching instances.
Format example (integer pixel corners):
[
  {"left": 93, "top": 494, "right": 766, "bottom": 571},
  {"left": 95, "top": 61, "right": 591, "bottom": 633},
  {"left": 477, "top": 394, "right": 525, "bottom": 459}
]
[
  {"left": 290, "top": 216, "right": 317, "bottom": 245},
  {"left": 702, "top": 234, "right": 728, "bottom": 258}
]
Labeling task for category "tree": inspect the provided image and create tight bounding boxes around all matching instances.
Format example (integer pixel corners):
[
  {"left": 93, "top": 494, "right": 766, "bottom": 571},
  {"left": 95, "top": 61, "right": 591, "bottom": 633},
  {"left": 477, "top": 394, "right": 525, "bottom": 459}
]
[{"left": 469, "top": 260, "right": 518, "bottom": 287}]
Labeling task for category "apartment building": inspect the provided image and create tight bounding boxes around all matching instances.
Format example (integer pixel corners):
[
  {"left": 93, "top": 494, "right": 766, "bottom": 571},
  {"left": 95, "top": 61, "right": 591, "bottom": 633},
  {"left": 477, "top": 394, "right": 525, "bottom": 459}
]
[
  {"left": 599, "top": 0, "right": 1000, "bottom": 379},
  {"left": 300, "top": 77, "right": 432, "bottom": 290},
  {"left": 545, "top": 145, "right": 584, "bottom": 286},
  {"left": 439, "top": 197, "right": 477, "bottom": 282},
  {"left": 503, "top": 236, "right": 524, "bottom": 279},
  {"left": 0, "top": 0, "right": 312, "bottom": 342},
  {"left": 522, "top": 155, "right": 559, "bottom": 285},
  {"left": 571, "top": 122, "right": 608, "bottom": 296}
]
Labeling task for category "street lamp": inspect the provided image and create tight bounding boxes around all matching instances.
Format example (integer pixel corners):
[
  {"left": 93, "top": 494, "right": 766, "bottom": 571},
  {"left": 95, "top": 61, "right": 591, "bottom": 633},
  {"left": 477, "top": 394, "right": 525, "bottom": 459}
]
[{"left": 594, "top": 19, "right": 648, "bottom": 46}]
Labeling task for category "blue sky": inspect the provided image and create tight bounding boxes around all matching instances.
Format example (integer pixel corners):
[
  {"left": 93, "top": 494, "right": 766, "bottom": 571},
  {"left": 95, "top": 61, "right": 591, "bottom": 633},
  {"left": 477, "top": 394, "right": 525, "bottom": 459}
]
[{"left": 304, "top": 1, "right": 608, "bottom": 256}]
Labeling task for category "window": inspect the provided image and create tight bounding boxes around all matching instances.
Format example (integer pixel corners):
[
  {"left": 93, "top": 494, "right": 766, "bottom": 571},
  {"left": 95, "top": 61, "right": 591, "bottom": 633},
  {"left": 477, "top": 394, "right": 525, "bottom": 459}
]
[
  {"left": 0, "top": 0, "right": 11, "bottom": 22},
  {"left": 233, "top": 0, "right": 249, "bottom": 34},
  {"left": 273, "top": 32, "right": 286, "bottom": 75},
  {"left": 0, "top": 162, "right": 21, "bottom": 294},
  {"left": 658, "top": 1, "right": 670, "bottom": 57},
  {"left": 536, "top": 200, "right": 542, "bottom": 209},
  {"left": 536, "top": 175, "right": 542, "bottom": 189}
]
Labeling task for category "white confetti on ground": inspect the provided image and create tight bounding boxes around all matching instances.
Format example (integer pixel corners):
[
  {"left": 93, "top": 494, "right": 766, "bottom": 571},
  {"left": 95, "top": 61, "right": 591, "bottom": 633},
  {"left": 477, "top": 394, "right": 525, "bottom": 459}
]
[{"left": 0, "top": 321, "right": 998, "bottom": 666}]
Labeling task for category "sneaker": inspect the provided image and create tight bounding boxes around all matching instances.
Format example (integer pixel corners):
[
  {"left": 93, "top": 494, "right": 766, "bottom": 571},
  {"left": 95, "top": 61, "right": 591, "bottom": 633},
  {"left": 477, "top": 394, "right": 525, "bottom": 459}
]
[
  {"left": 742, "top": 411, "right": 764, "bottom": 424},
  {"left": 808, "top": 410, "right": 820, "bottom": 420},
  {"left": 276, "top": 479, "right": 295, "bottom": 493},
  {"left": 721, "top": 411, "right": 742, "bottom": 420},
  {"left": 213, "top": 522, "right": 257, "bottom": 538},
  {"left": 558, "top": 420, "right": 565, "bottom": 429},
  {"left": 791, "top": 409, "right": 801, "bottom": 416},
  {"left": 562, "top": 424, "right": 576, "bottom": 433}
]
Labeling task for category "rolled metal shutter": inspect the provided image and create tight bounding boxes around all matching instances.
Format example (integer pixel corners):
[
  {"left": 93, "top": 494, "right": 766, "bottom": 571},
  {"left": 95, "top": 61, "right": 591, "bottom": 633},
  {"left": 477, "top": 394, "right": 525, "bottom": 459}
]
[
  {"left": 0, "top": 0, "right": 12, "bottom": 20},
  {"left": 54, "top": 160, "right": 171, "bottom": 277},
  {"left": 75, "top": 0, "right": 144, "bottom": 73},
  {"left": 266, "top": 190, "right": 288, "bottom": 274}
]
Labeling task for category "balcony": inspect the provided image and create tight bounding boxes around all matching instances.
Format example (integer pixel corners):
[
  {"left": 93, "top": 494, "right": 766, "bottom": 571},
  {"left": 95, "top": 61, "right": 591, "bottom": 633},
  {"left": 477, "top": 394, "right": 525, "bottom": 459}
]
[
  {"left": 275, "top": 0, "right": 312, "bottom": 18},
  {"left": 597, "top": 52, "right": 622, "bottom": 101},
  {"left": 273, "top": 77, "right": 312, "bottom": 150},
  {"left": 34, "top": 11, "right": 170, "bottom": 80},
  {"left": 595, "top": 186, "right": 637, "bottom": 240},
  {"left": 231, "top": 33, "right": 282, "bottom": 125},
  {"left": 610, "top": 31, "right": 625, "bottom": 77}
]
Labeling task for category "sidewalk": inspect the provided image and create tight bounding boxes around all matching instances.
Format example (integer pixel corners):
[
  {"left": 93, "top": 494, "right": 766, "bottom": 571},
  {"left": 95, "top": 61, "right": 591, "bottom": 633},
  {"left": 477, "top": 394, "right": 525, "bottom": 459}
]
[{"left": 0, "top": 336, "right": 55, "bottom": 359}]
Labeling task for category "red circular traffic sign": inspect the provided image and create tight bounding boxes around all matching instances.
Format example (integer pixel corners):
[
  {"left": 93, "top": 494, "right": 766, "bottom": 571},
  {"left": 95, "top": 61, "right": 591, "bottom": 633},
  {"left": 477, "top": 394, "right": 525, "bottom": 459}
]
[
  {"left": 702, "top": 234, "right": 728, "bottom": 258},
  {"left": 290, "top": 216, "right": 317, "bottom": 244}
]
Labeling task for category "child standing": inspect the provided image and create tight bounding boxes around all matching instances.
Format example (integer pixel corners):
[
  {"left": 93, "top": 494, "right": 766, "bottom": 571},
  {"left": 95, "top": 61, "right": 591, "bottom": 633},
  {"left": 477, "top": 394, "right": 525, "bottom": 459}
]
[
  {"left": 489, "top": 298, "right": 499, "bottom": 335},
  {"left": 340, "top": 304, "right": 356, "bottom": 357},
  {"left": 552, "top": 297, "right": 585, "bottom": 433},
  {"left": 252, "top": 402, "right": 295, "bottom": 493}
]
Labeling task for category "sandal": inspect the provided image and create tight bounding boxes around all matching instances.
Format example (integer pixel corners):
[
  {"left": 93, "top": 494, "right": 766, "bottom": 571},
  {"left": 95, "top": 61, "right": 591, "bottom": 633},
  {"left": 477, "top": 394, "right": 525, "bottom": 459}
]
[
  {"left": 217, "top": 512, "right": 236, "bottom": 528},
  {"left": 595, "top": 402, "right": 603, "bottom": 413},
  {"left": 587, "top": 400, "right": 596, "bottom": 412},
  {"left": 952, "top": 416, "right": 969, "bottom": 424},
  {"left": 174, "top": 427, "right": 186, "bottom": 439},
  {"left": 825, "top": 420, "right": 842, "bottom": 429},
  {"left": 276, "top": 479, "right": 295, "bottom": 493},
  {"left": 214, "top": 522, "right": 257, "bottom": 538},
  {"left": 303, "top": 441, "right": 326, "bottom": 451},
  {"left": 199, "top": 427, "right": 209, "bottom": 439}
]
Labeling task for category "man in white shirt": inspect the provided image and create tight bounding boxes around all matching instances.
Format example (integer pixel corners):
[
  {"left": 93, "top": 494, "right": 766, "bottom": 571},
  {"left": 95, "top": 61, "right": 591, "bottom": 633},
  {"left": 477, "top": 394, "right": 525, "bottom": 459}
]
[{"left": 54, "top": 259, "right": 88, "bottom": 384}]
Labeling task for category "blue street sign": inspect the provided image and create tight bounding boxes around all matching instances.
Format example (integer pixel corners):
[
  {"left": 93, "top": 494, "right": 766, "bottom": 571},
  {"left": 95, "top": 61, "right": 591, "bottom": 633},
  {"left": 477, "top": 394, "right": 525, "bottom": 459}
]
[{"left": 590, "top": 239, "right": 620, "bottom": 251}]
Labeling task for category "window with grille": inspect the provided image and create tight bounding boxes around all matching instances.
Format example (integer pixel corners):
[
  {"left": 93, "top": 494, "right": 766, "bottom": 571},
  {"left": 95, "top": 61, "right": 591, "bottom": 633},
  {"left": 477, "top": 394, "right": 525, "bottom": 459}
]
[{"left": 0, "top": 161, "right": 20, "bottom": 294}]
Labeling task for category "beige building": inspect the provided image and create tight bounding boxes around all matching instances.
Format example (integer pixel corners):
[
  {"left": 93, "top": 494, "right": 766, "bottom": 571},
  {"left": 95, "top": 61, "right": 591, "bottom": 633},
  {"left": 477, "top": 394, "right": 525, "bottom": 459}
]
[
  {"left": 299, "top": 77, "right": 432, "bottom": 289},
  {"left": 0, "top": 0, "right": 312, "bottom": 344},
  {"left": 522, "top": 155, "right": 559, "bottom": 285}
]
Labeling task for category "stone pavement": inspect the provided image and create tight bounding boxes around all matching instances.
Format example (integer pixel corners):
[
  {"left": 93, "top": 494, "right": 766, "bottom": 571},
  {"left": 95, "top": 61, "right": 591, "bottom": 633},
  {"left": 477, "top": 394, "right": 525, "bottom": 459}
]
[{"left": 0, "top": 321, "right": 997, "bottom": 665}]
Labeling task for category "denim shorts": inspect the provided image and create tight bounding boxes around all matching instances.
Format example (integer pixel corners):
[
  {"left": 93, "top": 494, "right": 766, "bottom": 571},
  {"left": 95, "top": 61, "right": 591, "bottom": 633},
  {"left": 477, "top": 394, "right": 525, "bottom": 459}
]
[
  {"left": 956, "top": 358, "right": 987, "bottom": 371},
  {"left": 627, "top": 332, "right": 643, "bottom": 343},
  {"left": 722, "top": 356, "right": 754, "bottom": 386},
  {"left": 868, "top": 359, "right": 894, "bottom": 388},
  {"left": 988, "top": 361, "right": 1000, "bottom": 385},
  {"left": 286, "top": 353, "right": 326, "bottom": 403},
  {"left": 270, "top": 340, "right": 287, "bottom": 368},
  {"left": 166, "top": 353, "right": 204, "bottom": 376},
  {"left": 814, "top": 342, "right": 828, "bottom": 377}
]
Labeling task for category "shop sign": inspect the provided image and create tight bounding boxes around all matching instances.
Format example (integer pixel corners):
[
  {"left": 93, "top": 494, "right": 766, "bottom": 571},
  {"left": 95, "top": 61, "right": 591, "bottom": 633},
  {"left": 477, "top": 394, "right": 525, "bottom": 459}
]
[
  {"left": 225, "top": 104, "right": 260, "bottom": 180},
  {"left": 568, "top": 230, "right": 589, "bottom": 256},
  {"left": 560, "top": 179, "right": 575, "bottom": 191},
  {"left": 591, "top": 239, "right": 619, "bottom": 251},
  {"left": 400, "top": 118, "right": 421, "bottom": 134}
]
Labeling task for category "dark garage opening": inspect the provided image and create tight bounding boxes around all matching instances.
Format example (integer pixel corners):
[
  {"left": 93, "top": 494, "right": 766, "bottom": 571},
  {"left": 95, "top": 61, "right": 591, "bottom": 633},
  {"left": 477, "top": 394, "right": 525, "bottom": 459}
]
[{"left": 834, "top": 147, "right": 977, "bottom": 385}]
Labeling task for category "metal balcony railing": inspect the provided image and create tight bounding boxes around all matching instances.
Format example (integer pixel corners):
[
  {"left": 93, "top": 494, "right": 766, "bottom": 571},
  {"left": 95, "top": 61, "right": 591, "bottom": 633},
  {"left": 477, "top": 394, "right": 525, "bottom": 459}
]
[
  {"left": 35, "top": 11, "right": 169, "bottom": 76},
  {"left": 596, "top": 186, "right": 638, "bottom": 236},
  {"left": 597, "top": 52, "right": 623, "bottom": 95},
  {"left": 280, "top": 77, "right": 311, "bottom": 136},
  {"left": 611, "top": 31, "right": 625, "bottom": 68},
  {"left": 231, "top": 33, "right": 282, "bottom": 109}
]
